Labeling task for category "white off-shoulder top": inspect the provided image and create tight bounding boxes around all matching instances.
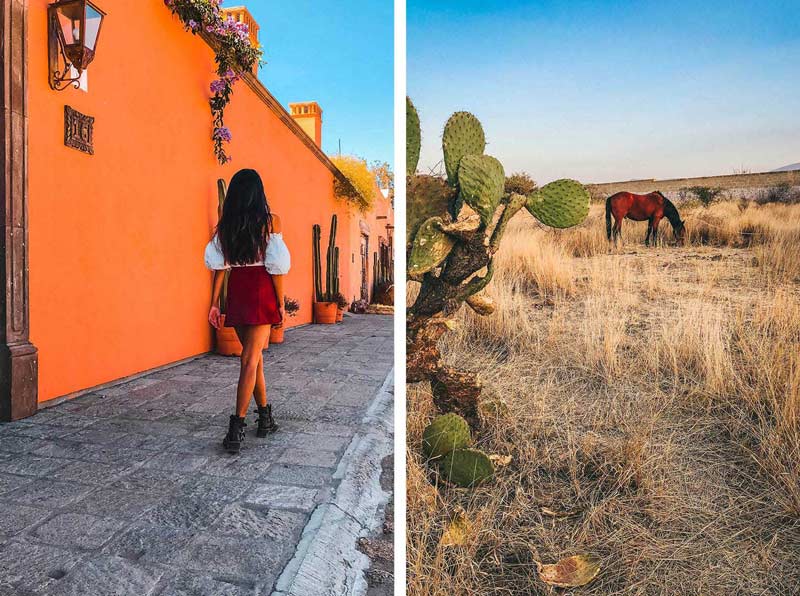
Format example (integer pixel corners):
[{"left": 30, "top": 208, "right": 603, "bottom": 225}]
[{"left": 204, "top": 232, "right": 291, "bottom": 274}]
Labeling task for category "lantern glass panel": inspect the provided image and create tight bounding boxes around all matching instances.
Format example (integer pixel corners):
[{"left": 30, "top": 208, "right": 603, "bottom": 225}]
[
  {"left": 55, "top": 1, "right": 83, "bottom": 47},
  {"left": 84, "top": 4, "right": 103, "bottom": 51}
]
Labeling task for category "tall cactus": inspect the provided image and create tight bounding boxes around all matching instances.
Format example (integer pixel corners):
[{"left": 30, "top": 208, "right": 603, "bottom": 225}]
[
  {"left": 406, "top": 97, "right": 590, "bottom": 426},
  {"left": 217, "top": 178, "right": 230, "bottom": 313},
  {"left": 334, "top": 246, "right": 340, "bottom": 297},
  {"left": 312, "top": 224, "right": 323, "bottom": 302},
  {"left": 325, "top": 214, "right": 338, "bottom": 301},
  {"left": 314, "top": 214, "right": 339, "bottom": 303}
]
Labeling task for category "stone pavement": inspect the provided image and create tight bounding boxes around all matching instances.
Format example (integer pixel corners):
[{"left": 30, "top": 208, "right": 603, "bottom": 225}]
[{"left": 0, "top": 314, "right": 393, "bottom": 596}]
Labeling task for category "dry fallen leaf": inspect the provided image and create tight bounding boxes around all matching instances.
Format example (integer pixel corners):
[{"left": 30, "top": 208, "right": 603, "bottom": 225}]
[
  {"left": 439, "top": 507, "right": 471, "bottom": 547},
  {"left": 489, "top": 454, "right": 512, "bottom": 468},
  {"left": 536, "top": 554, "right": 601, "bottom": 588}
]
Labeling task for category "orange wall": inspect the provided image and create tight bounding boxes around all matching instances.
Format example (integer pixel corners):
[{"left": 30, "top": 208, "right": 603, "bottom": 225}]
[
  {"left": 343, "top": 190, "right": 394, "bottom": 303},
  {"left": 27, "top": 1, "right": 381, "bottom": 401}
]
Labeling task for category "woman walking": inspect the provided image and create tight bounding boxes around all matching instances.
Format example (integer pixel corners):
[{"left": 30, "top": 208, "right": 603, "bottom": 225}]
[{"left": 204, "top": 169, "right": 290, "bottom": 453}]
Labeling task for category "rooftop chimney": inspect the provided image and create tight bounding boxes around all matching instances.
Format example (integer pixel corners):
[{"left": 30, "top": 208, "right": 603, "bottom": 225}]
[{"left": 289, "top": 102, "right": 323, "bottom": 147}]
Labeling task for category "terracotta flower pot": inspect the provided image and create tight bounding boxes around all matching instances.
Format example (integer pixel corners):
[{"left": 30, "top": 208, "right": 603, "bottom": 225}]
[
  {"left": 336, "top": 307, "right": 344, "bottom": 322},
  {"left": 313, "top": 302, "right": 337, "bottom": 324},
  {"left": 215, "top": 314, "right": 242, "bottom": 356},
  {"left": 269, "top": 325, "right": 284, "bottom": 344}
]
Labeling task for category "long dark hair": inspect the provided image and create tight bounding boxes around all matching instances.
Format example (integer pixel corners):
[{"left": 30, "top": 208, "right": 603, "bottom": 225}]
[{"left": 217, "top": 169, "right": 273, "bottom": 265}]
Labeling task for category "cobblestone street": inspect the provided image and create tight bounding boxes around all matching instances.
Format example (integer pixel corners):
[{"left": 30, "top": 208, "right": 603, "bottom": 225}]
[{"left": 0, "top": 314, "right": 393, "bottom": 596}]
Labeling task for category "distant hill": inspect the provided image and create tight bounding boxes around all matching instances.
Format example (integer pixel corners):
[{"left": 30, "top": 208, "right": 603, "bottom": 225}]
[{"left": 772, "top": 162, "right": 800, "bottom": 172}]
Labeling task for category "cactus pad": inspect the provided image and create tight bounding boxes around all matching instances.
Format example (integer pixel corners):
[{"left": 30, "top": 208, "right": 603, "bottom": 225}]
[
  {"left": 408, "top": 216, "right": 456, "bottom": 276},
  {"left": 407, "top": 97, "right": 421, "bottom": 176},
  {"left": 457, "top": 155, "right": 505, "bottom": 226},
  {"left": 443, "top": 112, "right": 486, "bottom": 186},
  {"left": 526, "top": 179, "right": 590, "bottom": 229},
  {"left": 422, "top": 413, "right": 471, "bottom": 460},
  {"left": 438, "top": 448, "right": 494, "bottom": 488},
  {"left": 407, "top": 175, "right": 456, "bottom": 245}
]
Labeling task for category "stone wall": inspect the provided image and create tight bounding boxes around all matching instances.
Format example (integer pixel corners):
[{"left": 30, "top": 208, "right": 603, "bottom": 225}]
[{"left": 587, "top": 169, "right": 800, "bottom": 202}]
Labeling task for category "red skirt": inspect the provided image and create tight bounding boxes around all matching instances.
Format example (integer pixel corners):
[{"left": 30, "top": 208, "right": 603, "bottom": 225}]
[{"left": 224, "top": 266, "right": 282, "bottom": 327}]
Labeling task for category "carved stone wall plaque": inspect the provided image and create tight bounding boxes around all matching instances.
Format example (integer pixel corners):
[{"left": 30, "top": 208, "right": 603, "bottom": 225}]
[{"left": 64, "top": 105, "right": 94, "bottom": 154}]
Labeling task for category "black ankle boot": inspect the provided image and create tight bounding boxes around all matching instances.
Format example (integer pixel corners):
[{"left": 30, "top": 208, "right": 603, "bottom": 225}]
[
  {"left": 222, "top": 415, "right": 247, "bottom": 453},
  {"left": 254, "top": 404, "right": 278, "bottom": 437}
]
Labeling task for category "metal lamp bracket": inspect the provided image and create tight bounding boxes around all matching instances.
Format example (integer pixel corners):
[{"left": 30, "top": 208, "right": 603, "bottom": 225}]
[{"left": 48, "top": 12, "right": 82, "bottom": 91}]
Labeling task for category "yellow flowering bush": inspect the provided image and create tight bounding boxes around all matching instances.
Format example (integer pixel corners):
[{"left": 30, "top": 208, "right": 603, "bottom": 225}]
[{"left": 330, "top": 155, "right": 376, "bottom": 212}]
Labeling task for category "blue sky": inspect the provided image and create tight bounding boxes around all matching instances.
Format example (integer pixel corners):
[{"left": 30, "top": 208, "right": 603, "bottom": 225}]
[
  {"left": 408, "top": 0, "right": 800, "bottom": 183},
  {"left": 242, "top": 1, "right": 394, "bottom": 167}
]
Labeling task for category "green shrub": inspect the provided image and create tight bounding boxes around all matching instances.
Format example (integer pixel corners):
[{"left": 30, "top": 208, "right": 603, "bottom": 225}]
[
  {"left": 684, "top": 186, "right": 724, "bottom": 208},
  {"left": 504, "top": 172, "right": 537, "bottom": 196},
  {"left": 754, "top": 183, "right": 800, "bottom": 205}
]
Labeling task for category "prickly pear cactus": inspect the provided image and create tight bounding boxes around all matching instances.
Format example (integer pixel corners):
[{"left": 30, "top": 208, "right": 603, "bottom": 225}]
[
  {"left": 407, "top": 97, "right": 421, "bottom": 176},
  {"left": 438, "top": 448, "right": 495, "bottom": 488},
  {"left": 526, "top": 179, "right": 590, "bottom": 229},
  {"left": 422, "top": 413, "right": 471, "bottom": 460},
  {"left": 458, "top": 155, "right": 505, "bottom": 226},
  {"left": 442, "top": 112, "right": 486, "bottom": 186},
  {"left": 407, "top": 175, "right": 456, "bottom": 245},
  {"left": 406, "top": 101, "right": 589, "bottom": 429},
  {"left": 408, "top": 217, "right": 456, "bottom": 276}
]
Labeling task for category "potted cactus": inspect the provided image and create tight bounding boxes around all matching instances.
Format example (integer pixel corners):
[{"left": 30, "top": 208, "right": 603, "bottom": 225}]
[
  {"left": 312, "top": 214, "right": 340, "bottom": 324},
  {"left": 213, "top": 178, "right": 243, "bottom": 356},
  {"left": 334, "top": 292, "right": 348, "bottom": 322},
  {"left": 269, "top": 296, "right": 299, "bottom": 344}
]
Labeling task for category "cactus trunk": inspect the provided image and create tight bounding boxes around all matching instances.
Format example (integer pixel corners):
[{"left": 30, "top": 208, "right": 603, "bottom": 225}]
[
  {"left": 312, "top": 224, "right": 322, "bottom": 302},
  {"left": 316, "top": 214, "right": 338, "bottom": 303},
  {"left": 324, "top": 214, "right": 338, "bottom": 301},
  {"left": 217, "top": 179, "right": 227, "bottom": 220},
  {"left": 325, "top": 243, "right": 332, "bottom": 301},
  {"left": 217, "top": 179, "right": 229, "bottom": 313},
  {"left": 334, "top": 246, "right": 340, "bottom": 297}
]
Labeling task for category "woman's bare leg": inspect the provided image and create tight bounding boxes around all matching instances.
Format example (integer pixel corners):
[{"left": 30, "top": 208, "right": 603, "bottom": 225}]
[
  {"left": 234, "top": 325, "right": 270, "bottom": 418},
  {"left": 253, "top": 347, "right": 267, "bottom": 408},
  {"left": 235, "top": 327, "right": 268, "bottom": 408}
]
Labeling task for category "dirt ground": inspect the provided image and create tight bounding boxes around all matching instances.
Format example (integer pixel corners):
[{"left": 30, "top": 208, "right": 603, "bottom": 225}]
[
  {"left": 359, "top": 453, "right": 394, "bottom": 596},
  {"left": 408, "top": 203, "right": 800, "bottom": 595}
]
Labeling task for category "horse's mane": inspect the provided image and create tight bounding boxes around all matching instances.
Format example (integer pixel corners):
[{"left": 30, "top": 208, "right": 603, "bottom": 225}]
[{"left": 658, "top": 192, "right": 683, "bottom": 227}]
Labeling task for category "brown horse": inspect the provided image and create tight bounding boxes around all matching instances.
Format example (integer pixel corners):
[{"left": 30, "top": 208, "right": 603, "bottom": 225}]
[{"left": 606, "top": 191, "right": 686, "bottom": 246}]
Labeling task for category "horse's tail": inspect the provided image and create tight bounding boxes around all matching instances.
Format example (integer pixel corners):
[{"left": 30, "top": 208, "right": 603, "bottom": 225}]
[{"left": 605, "top": 196, "right": 613, "bottom": 240}]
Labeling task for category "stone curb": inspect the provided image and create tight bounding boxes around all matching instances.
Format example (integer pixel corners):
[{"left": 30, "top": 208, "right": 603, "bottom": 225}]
[{"left": 270, "top": 368, "right": 394, "bottom": 596}]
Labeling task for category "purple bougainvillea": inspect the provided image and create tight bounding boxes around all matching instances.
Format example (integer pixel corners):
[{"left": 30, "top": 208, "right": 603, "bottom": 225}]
[
  {"left": 163, "top": 0, "right": 262, "bottom": 164},
  {"left": 210, "top": 79, "right": 226, "bottom": 94},
  {"left": 213, "top": 127, "right": 233, "bottom": 143}
]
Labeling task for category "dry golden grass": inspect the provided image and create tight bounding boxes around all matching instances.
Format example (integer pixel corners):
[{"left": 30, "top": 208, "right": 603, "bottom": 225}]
[{"left": 407, "top": 202, "right": 800, "bottom": 595}]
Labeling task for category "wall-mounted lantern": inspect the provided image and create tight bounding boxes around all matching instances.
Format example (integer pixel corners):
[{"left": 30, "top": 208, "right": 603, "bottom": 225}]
[{"left": 48, "top": 0, "right": 106, "bottom": 91}]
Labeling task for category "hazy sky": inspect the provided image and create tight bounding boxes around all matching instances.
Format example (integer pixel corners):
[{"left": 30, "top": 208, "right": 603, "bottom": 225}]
[
  {"left": 245, "top": 1, "right": 394, "bottom": 167},
  {"left": 408, "top": 0, "right": 800, "bottom": 184}
]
